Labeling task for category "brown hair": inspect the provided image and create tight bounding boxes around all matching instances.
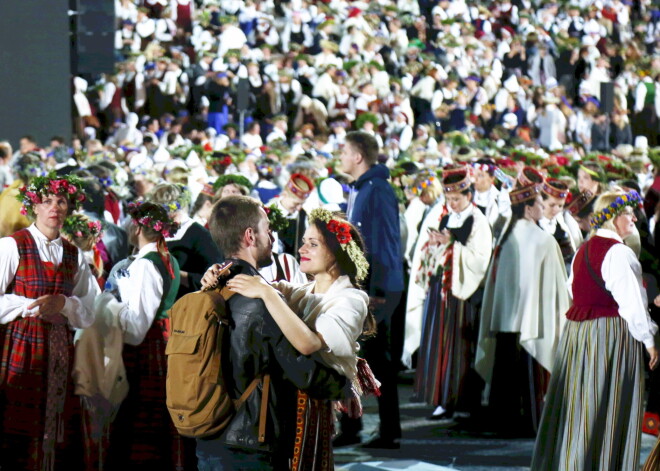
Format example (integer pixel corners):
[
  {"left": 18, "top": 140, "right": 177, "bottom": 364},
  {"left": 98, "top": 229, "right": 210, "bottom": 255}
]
[
  {"left": 345, "top": 131, "right": 379, "bottom": 166},
  {"left": 309, "top": 215, "right": 376, "bottom": 337},
  {"left": 209, "top": 196, "right": 264, "bottom": 257}
]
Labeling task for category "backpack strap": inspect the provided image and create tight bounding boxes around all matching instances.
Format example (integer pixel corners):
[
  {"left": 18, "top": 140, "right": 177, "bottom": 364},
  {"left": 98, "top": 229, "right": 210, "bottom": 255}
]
[{"left": 233, "top": 373, "right": 271, "bottom": 443}]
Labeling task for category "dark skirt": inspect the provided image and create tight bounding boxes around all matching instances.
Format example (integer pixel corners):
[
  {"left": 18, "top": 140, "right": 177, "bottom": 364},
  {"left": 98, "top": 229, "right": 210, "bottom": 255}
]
[
  {"left": 488, "top": 332, "right": 549, "bottom": 436},
  {"left": 0, "top": 317, "right": 84, "bottom": 471},
  {"left": 107, "top": 318, "right": 192, "bottom": 470},
  {"left": 413, "top": 275, "right": 481, "bottom": 413}
]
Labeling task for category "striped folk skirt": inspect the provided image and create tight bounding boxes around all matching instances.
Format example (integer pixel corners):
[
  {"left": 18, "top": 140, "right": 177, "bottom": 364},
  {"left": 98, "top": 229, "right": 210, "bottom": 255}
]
[
  {"left": 106, "top": 319, "right": 192, "bottom": 470},
  {"left": 291, "top": 390, "right": 334, "bottom": 471},
  {"left": 531, "top": 317, "right": 644, "bottom": 471},
  {"left": 413, "top": 275, "right": 480, "bottom": 413}
]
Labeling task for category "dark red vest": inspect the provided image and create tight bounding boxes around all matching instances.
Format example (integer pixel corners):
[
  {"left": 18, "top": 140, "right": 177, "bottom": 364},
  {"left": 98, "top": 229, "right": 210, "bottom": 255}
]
[{"left": 565, "top": 236, "right": 620, "bottom": 321}]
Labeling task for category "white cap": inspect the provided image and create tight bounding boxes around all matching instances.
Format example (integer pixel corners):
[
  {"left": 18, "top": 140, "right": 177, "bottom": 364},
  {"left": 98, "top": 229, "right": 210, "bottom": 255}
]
[{"left": 319, "top": 178, "right": 345, "bottom": 205}]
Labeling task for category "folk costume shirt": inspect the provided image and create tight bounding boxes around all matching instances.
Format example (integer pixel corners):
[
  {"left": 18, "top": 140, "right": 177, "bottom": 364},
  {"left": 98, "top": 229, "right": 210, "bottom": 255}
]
[
  {"left": 0, "top": 224, "right": 99, "bottom": 327},
  {"left": 476, "top": 218, "right": 570, "bottom": 382},
  {"left": 567, "top": 228, "right": 657, "bottom": 348},
  {"left": 114, "top": 241, "right": 165, "bottom": 346},
  {"left": 273, "top": 275, "right": 369, "bottom": 380}
]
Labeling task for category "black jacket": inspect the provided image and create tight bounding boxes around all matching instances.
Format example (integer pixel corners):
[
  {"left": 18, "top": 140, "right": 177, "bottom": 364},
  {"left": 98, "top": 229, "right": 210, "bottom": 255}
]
[{"left": 220, "top": 258, "right": 346, "bottom": 454}]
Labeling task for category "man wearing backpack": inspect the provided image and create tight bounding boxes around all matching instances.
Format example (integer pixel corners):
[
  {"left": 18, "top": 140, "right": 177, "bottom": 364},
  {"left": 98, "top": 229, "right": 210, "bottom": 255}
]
[{"left": 195, "top": 195, "right": 346, "bottom": 470}]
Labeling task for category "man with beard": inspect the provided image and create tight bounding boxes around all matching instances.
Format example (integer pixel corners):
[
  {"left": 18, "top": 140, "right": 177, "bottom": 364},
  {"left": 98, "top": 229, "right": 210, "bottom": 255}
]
[{"left": 196, "top": 196, "right": 345, "bottom": 470}]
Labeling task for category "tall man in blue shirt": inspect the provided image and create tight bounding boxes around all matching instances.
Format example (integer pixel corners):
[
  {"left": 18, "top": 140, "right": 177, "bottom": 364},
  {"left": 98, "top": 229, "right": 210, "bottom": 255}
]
[{"left": 335, "top": 131, "right": 404, "bottom": 449}]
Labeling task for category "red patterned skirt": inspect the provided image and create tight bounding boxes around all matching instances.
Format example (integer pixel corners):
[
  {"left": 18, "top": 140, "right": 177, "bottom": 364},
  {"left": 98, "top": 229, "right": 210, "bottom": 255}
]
[
  {"left": 291, "top": 390, "right": 334, "bottom": 471},
  {"left": 107, "top": 318, "right": 193, "bottom": 470},
  {"left": 0, "top": 317, "right": 84, "bottom": 471}
]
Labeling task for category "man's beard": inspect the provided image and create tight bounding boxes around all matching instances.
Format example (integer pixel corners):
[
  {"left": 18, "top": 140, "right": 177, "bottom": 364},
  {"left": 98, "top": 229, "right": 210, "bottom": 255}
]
[{"left": 256, "top": 239, "right": 274, "bottom": 268}]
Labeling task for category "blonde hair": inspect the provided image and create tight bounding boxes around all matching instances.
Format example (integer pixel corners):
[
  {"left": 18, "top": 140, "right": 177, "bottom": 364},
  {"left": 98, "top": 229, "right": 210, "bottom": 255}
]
[
  {"left": 412, "top": 173, "right": 443, "bottom": 201},
  {"left": 149, "top": 182, "right": 183, "bottom": 205}
]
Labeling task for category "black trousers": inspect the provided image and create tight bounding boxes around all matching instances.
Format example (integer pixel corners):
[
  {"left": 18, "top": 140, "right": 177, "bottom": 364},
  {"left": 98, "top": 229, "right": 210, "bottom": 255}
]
[{"left": 340, "top": 291, "right": 402, "bottom": 440}]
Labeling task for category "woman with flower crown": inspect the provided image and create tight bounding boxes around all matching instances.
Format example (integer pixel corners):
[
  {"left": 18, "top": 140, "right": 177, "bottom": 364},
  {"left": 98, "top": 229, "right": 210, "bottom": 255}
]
[
  {"left": 104, "top": 201, "right": 187, "bottom": 470},
  {"left": 532, "top": 190, "right": 659, "bottom": 471},
  {"left": 148, "top": 182, "right": 223, "bottom": 299},
  {"left": 0, "top": 173, "right": 100, "bottom": 470},
  {"left": 411, "top": 166, "right": 492, "bottom": 422},
  {"left": 225, "top": 208, "right": 377, "bottom": 471}
]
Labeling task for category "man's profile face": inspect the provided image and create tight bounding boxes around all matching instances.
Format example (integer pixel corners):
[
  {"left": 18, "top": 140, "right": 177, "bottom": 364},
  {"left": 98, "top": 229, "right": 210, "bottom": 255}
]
[{"left": 255, "top": 211, "right": 274, "bottom": 268}]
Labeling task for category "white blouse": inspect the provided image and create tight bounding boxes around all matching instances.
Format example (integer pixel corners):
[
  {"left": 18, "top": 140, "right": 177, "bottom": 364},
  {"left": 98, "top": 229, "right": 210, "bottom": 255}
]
[
  {"left": 114, "top": 242, "right": 164, "bottom": 346},
  {"left": 273, "top": 275, "right": 369, "bottom": 379},
  {"left": 568, "top": 229, "right": 658, "bottom": 348},
  {"left": 0, "top": 224, "right": 99, "bottom": 328}
]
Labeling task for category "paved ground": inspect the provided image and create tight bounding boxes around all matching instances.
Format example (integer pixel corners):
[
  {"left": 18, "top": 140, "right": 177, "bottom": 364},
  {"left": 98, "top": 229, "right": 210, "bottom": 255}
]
[{"left": 335, "top": 372, "right": 657, "bottom": 470}]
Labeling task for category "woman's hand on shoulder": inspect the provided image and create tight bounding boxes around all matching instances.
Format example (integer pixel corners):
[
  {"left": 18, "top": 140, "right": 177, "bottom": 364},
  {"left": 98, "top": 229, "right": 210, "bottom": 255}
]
[{"left": 226, "top": 274, "right": 272, "bottom": 299}]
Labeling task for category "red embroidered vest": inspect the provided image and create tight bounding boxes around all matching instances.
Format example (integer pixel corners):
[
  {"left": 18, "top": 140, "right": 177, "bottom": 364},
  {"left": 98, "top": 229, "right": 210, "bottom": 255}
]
[
  {"left": 8, "top": 229, "right": 78, "bottom": 298},
  {"left": 565, "top": 236, "right": 619, "bottom": 321}
]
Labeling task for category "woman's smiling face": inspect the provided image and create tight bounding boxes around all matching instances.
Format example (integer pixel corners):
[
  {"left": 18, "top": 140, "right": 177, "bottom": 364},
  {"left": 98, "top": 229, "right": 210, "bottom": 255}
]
[{"left": 298, "top": 225, "right": 336, "bottom": 277}]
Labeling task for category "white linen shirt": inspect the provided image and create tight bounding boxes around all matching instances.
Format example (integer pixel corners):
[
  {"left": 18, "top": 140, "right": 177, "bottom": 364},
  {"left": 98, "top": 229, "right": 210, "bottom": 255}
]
[
  {"left": 115, "top": 242, "right": 164, "bottom": 345},
  {"left": 0, "top": 224, "right": 99, "bottom": 327},
  {"left": 568, "top": 229, "right": 658, "bottom": 348}
]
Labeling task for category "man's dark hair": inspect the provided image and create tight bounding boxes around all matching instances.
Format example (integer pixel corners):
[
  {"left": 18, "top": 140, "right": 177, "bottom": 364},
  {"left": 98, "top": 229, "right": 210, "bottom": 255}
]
[
  {"left": 50, "top": 136, "right": 66, "bottom": 145},
  {"left": 345, "top": 131, "right": 378, "bottom": 166},
  {"left": 21, "top": 135, "right": 36, "bottom": 144},
  {"left": 209, "top": 196, "right": 264, "bottom": 256}
]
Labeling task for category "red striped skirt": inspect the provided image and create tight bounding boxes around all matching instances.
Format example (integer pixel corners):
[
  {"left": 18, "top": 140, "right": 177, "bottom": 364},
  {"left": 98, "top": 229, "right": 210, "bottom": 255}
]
[
  {"left": 107, "top": 318, "right": 193, "bottom": 470},
  {"left": 0, "top": 317, "right": 83, "bottom": 470}
]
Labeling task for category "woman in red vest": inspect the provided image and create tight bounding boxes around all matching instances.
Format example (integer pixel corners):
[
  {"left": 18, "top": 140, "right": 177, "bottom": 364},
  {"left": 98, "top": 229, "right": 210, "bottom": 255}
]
[
  {"left": 532, "top": 190, "right": 659, "bottom": 470},
  {"left": 0, "top": 174, "right": 99, "bottom": 470}
]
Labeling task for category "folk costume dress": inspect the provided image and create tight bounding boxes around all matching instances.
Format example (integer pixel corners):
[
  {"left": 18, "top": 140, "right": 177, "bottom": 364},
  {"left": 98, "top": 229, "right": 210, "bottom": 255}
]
[
  {"left": 476, "top": 218, "right": 570, "bottom": 434},
  {"left": 106, "top": 242, "right": 184, "bottom": 470},
  {"left": 412, "top": 205, "right": 492, "bottom": 413},
  {"left": 532, "top": 229, "right": 657, "bottom": 471},
  {"left": 0, "top": 224, "right": 99, "bottom": 470},
  {"left": 273, "top": 276, "right": 369, "bottom": 471},
  {"left": 402, "top": 198, "right": 446, "bottom": 368}
]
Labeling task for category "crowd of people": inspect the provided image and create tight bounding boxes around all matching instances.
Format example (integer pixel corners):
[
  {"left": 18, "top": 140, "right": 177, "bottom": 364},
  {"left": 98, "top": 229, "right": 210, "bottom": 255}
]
[{"left": 3, "top": 0, "right": 660, "bottom": 469}]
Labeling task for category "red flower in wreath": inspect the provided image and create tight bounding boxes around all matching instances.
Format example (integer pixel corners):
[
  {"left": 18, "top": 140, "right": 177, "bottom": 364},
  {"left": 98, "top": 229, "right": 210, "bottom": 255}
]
[{"left": 327, "top": 219, "right": 352, "bottom": 244}]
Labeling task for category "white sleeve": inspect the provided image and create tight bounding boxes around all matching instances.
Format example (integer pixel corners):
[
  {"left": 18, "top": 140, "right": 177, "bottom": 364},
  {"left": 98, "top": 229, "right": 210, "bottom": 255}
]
[
  {"left": 61, "top": 248, "right": 101, "bottom": 329},
  {"left": 116, "top": 258, "right": 164, "bottom": 346},
  {"left": 635, "top": 82, "right": 647, "bottom": 113},
  {"left": 398, "top": 126, "right": 413, "bottom": 151},
  {"left": 602, "top": 244, "right": 657, "bottom": 348},
  {"left": 0, "top": 237, "right": 36, "bottom": 324},
  {"left": 315, "top": 295, "right": 367, "bottom": 358}
]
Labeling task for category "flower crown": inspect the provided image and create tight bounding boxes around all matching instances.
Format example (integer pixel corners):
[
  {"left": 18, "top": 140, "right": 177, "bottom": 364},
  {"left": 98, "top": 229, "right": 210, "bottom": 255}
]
[
  {"left": 164, "top": 184, "right": 192, "bottom": 213},
  {"left": 411, "top": 171, "right": 436, "bottom": 195},
  {"left": 590, "top": 191, "right": 642, "bottom": 229},
  {"left": 128, "top": 201, "right": 180, "bottom": 238},
  {"left": 62, "top": 214, "right": 103, "bottom": 241},
  {"left": 264, "top": 204, "right": 290, "bottom": 233},
  {"left": 308, "top": 208, "right": 369, "bottom": 282},
  {"left": 213, "top": 174, "right": 253, "bottom": 193},
  {"left": 16, "top": 173, "right": 86, "bottom": 218}
]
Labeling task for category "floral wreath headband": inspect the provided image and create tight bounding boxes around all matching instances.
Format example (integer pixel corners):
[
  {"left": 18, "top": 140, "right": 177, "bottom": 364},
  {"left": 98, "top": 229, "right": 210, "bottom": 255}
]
[
  {"left": 411, "top": 171, "right": 436, "bottom": 195},
  {"left": 165, "top": 185, "right": 192, "bottom": 213},
  {"left": 128, "top": 201, "right": 180, "bottom": 238},
  {"left": 17, "top": 174, "right": 86, "bottom": 218},
  {"left": 62, "top": 214, "right": 103, "bottom": 240},
  {"left": 590, "top": 191, "right": 642, "bottom": 230},
  {"left": 308, "top": 208, "right": 369, "bottom": 282},
  {"left": 264, "top": 204, "right": 290, "bottom": 233}
]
